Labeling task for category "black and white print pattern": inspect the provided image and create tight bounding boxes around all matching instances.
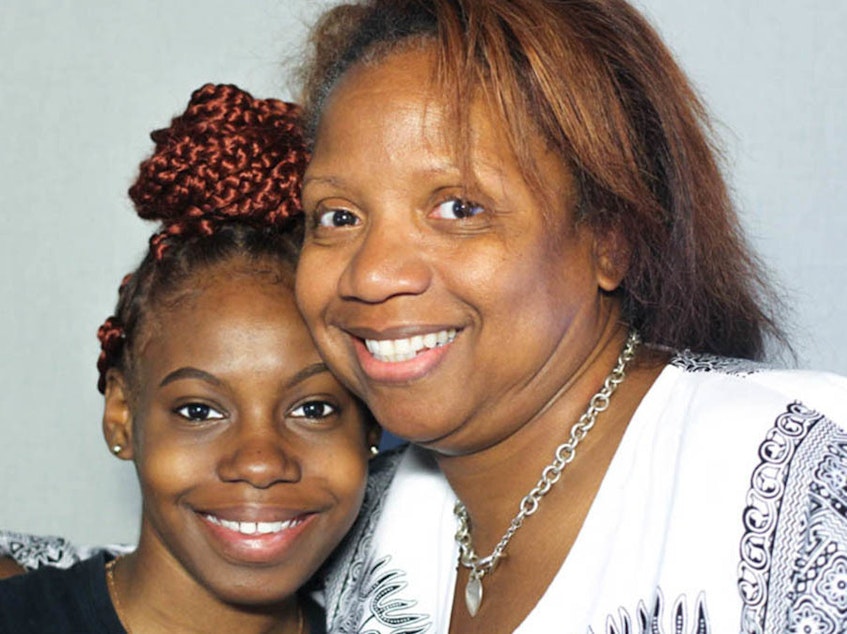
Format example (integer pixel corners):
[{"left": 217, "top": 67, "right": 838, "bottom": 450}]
[
  {"left": 738, "top": 402, "right": 847, "bottom": 633},
  {"left": 669, "top": 350, "right": 765, "bottom": 376},
  {"left": 0, "top": 532, "right": 81, "bottom": 570},
  {"left": 672, "top": 352, "right": 847, "bottom": 632},
  {"left": 323, "top": 447, "right": 433, "bottom": 633},
  {"left": 332, "top": 554, "right": 431, "bottom": 634},
  {"left": 592, "top": 590, "right": 711, "bottom": 634},
  {"left": 0, "top": 531, "right": 132, "bottom": 571}
]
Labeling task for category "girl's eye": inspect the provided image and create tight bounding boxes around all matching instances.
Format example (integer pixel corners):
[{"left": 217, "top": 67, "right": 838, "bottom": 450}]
[
  {"left": 290, "top": 400, "right": 337, "bottom": 421},
  {"left": 175, "top": 403, "right": 225, "bottom": 422},
  {"left": 317, "top": 209, "right": 359, "bottom": 228},
  {"left": 431, "top": 198, "right": 485, "bottom": 220}
]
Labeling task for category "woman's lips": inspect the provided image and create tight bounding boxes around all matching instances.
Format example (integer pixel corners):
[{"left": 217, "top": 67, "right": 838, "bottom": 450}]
[
  {"left": 352, "top": 328, "right": 459, "bottom": 383},
  {"left": 363, "top": 328, "right": 457, "bottom": 362}
]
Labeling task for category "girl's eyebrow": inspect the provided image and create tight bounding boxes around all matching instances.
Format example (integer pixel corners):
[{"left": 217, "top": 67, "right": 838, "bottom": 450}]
[
  {"left": 158, "top": 363, "right": 329, "bottom": 389},
  {"left": 302, "top": 174, "right": 344, "bottom": 188},
  {"left": 159, "top": 367, "right": 221, "bottom": 388},
  {"left": 286, "top": 362, "right": 330, "bottom": 388}
]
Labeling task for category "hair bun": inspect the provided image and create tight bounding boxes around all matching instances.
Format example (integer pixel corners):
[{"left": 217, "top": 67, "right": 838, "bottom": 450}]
[{"left": 129, "top": 83, "right": 308, "bottom": 255}]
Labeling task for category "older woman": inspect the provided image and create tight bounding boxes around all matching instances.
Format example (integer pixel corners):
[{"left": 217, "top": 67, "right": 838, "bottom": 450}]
[{"left": 293, "top": 0, "right": 847, "bottom": 632}]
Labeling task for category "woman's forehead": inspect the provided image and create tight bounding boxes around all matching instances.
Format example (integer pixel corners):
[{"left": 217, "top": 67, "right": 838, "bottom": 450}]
[{"left": 309, "top": 46, "right": 573, "bottom": 208}]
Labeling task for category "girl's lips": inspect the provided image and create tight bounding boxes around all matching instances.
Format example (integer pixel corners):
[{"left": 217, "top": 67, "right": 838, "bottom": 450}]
[
  {"left": 197, "top": 511, "right": 316, "bottom": 564},
  {"left": 201, "top": 513, "right": 303, "bottom": 536}
]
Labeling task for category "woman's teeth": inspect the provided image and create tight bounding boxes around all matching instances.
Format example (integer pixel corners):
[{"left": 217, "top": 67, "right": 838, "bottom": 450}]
[
  {"left": 365, "top": 329, "right": 457, "bottom": 363},
  {"left": 203, "top": 514, "right": 301, "bottom": 535}
]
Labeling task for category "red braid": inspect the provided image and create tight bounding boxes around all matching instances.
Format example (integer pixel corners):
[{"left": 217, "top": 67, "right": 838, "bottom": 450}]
[
  {"left": 96, "top": 317, "right": 125, "bottom": 394},
  {"left": 129, "top": 83, "right": 308, "bottom": 259},
  {"left": 96, "top": 84, "right": 308, "bottom": 392}
]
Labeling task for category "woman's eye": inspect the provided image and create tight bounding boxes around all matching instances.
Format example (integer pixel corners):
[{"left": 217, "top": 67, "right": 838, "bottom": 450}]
[
  {"left": 317, "top": 209, "right": 359, "bottom": 228},
  {"left": 174, "top": 403, "right": 225, "bottom": 422},
  {"left": 431, "top": 198, "right": 485, "bottom": 220},
  {"left": 290, "top": 400, "right": 337, "bottom": 420}
]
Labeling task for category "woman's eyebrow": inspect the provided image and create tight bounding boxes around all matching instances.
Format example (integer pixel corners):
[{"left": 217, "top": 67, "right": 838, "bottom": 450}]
[{"left": 159, "top": 367, "right": 221, "bottom": 388}]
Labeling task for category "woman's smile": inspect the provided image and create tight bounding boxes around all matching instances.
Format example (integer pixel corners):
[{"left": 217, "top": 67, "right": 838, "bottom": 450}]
[
  {"left": 298, "top": 46, "right": 616, "bottom": 452},
  {"left": 353, "top": 328, "right": 459, "bottom": 383},
  {"left": 363, "top": 328, "right": 458, "bottom": 364}
]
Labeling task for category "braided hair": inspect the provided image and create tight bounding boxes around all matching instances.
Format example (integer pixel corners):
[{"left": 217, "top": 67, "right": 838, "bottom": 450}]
[{"left": 96, "top": 83, "right": 308, "bottom": 394}]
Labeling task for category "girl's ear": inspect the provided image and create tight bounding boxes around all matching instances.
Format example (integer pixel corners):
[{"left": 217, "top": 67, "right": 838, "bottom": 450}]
[
  {"left": 367, "top": 424, "right": 383, "bottom": 458},
  {"left": 102, "top": 370, "right": 135, "bottom": 460},
  {"left": 593, "top": 224, "right": 631, "bottom": 292}
]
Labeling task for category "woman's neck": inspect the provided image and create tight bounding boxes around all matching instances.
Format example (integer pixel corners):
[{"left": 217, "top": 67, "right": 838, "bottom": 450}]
[
  {"left": 439, "top": 327, "right": 667, "bottom": 634},
  {"left": 434, "top": 323, "right": 660, "bottom": 553}
]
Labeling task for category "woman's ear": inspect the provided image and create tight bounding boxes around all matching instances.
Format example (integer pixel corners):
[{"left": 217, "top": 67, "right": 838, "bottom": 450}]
[
  {"left": 593, "top": 224, "right": 631, "bottom": 292},
  {"left": 102, "top": 370, "right": 134, "bottom": 460}
]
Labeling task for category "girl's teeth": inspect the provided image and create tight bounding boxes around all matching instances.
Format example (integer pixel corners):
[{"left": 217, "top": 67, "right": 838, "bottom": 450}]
[
  {"left": 256, "top": 521, "right": 281, "bottom": 534},
  {"left": 365, "top": 329, "right": 457, "bottom": 363},
  {"left": 204, "top": 515, "right": 296, "bottom": 535}
]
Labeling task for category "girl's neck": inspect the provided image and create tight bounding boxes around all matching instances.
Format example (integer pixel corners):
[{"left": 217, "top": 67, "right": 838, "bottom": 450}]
[{"left": 109, "top": 550, "right": 303, "bottom": 634}]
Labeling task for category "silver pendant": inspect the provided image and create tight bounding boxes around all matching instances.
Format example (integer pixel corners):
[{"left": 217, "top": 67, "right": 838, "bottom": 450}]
[{"left": 465, "top": 574, "right": 483, "bottom": 617}]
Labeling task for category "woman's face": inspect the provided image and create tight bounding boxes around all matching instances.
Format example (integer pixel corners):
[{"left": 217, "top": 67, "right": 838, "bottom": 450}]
[
  {"left": 106, "top": 265, "right": 374, "bottom": 605},
  {"left": 297, "top": 47, "right": 623, "bottom": 455}
]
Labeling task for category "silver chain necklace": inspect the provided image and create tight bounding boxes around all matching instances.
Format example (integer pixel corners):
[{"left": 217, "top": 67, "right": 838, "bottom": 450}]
[{"left": 454, "top": 331, "right": 641, "bottom": 617}]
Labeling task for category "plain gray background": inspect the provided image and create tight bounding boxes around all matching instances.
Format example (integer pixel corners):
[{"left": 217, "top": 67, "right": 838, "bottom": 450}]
[{"left": 1, "top": 1, "right": 845, "bottom": 546}]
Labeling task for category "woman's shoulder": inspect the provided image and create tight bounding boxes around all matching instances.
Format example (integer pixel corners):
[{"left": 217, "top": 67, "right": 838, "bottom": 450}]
[
  {"left": 0, "top": 531, "right": 86, "bottom": 571},
  {"left": 657, "top": 349, "right": 847, "bottom": 431},
  {"left": 0, "top": 530, "right": 132, "bottom": 572},
  {"left": 367, "top": 443, "right": 409, "bottom": 496}
]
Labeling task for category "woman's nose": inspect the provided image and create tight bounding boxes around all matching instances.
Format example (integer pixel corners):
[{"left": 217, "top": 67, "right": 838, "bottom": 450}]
[
  {"left": 338, "top": 215, "right": 432, "bottom": 303},
  {"left": 217, "top": 424, "right": 300, "bottom": 489}
]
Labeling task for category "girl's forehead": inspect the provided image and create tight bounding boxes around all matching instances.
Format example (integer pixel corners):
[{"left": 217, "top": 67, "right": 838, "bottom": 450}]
[
  {"left": 134, "top": 261, "right": 300, "bottom": 360},
  {"left": 137, "top": 275, "right": 314, "bottom": 383},
  {"left": 168, "top": 269, "right": 297, "bottom": 319},
  {"left": 161, "top": 259, "right": 294, "bottom": 303}
]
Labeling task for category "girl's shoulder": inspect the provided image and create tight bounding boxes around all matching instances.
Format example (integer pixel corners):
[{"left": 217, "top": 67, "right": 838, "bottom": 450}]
[{"left": 0, "top": 551, "right": 125, "bottom": 633}]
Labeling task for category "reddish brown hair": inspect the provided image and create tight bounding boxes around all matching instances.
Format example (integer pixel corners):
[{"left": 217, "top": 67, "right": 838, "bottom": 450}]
[
  {"left": 300, "top": 0, "right": 786, "bottom": 360},
  {"left": 97, "top": 83, "right": 308, "bottom": 393}
]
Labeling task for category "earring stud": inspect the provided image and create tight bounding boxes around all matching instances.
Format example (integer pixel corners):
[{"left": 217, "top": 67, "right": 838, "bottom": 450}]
[
  {"left": 111, "top": 444, "right": 123, "bottom": 455},
  {"left": 369, "top": 445, "right": 379, "bottom": 457}
]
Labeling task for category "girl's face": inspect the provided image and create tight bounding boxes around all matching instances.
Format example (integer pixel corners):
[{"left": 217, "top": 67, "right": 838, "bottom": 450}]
[
  {"left": 297, "top": 47, "right": 624, "bottom": 456},
  {"left": 105, "top": 263, "right": 375, "bottom": 605}
]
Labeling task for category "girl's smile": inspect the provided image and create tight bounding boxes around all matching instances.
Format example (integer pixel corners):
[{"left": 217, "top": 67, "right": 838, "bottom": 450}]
[
  {"left": 197, "top": 509, "right": 316, "bottom": 564},
  {"left": 106, "top": 265, "right": 376, "bottom": 606}
]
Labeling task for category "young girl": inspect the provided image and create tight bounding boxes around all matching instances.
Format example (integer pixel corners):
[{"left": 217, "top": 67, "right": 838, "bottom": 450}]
[{"left": 0, "top": 83, "right": 379, "bottom": 633}]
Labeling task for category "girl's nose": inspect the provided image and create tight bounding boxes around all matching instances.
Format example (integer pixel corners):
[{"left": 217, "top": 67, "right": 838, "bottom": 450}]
[{"left": 217, "top": 424, "right": 300, "bottom": 489}]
